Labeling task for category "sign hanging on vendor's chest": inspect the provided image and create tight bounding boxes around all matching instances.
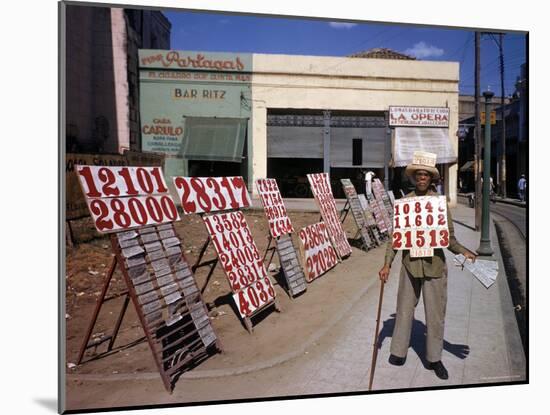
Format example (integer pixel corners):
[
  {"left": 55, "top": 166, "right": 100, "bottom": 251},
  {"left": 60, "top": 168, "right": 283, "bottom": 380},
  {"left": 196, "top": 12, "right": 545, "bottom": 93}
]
[{"left": 391, "top": 195, "right": 449, "bottom": 257}]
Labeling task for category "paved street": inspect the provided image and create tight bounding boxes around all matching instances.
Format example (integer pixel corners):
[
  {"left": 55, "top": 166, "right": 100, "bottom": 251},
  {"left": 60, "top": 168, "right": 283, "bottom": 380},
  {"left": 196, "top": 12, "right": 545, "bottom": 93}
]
[
  {"left": 490, "top": 203, "right": 526, "bottom": 238},
  {"left": 66, "top": 204, "right": 526, "bottom": 411}
]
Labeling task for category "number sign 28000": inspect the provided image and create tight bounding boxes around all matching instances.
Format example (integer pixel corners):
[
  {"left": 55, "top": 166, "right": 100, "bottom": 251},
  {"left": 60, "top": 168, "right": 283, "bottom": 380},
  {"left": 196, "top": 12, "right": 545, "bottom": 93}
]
[{"left": 76, "top": 166, "right": 180, "bottom": 233}]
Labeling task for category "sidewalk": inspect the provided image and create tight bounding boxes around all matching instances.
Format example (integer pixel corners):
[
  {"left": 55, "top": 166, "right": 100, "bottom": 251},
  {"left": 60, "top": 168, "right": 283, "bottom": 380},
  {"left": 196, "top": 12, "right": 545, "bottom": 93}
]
[
  {"left": 458, "top": 192, "right": 527, "bottom": 208},
  {"left": 65, "top": 204, "right": 526, "bottom": 410}
]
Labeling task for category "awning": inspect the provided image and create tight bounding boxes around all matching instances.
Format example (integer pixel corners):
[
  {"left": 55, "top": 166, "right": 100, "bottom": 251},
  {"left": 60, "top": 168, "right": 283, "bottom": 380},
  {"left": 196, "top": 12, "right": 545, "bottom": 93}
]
[
  {"left": 460, "top": 161, "right": 475, "bottom": 172},
  {"left": 392, "top": 127, "right": 456, "bottom": 167},
  {"left": 181, "top": 117, "right": 247, "bottom": 162}
]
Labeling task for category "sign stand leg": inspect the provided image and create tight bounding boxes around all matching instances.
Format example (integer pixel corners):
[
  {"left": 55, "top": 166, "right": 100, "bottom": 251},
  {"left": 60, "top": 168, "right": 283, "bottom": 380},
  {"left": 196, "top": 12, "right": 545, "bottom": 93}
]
[
  {"left": 77, "top": 255, "right": 118, "bottom": 365},
  {"left": 108, "top": 293, "right": 131, "bottom": 351},
  {"left": 339, "top": 201, "right": 350, "bottom": 223}
]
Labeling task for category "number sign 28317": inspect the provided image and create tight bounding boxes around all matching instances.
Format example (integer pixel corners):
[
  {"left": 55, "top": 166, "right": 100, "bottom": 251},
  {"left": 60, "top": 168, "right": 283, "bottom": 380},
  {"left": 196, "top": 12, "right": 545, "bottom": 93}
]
[
  {"left": 202, "top": 211, "right": 276, "bottom": 318},
  {"left": 298, "top": 222, "right": 338, "bottom": 282},
  {"left": 255, "top": 178, "right": 294, "bottom": 238},
  {"left": 76, "top": 166, "right": 180, "bottom": 233},
  {"left": 173, "top": 176, "right": 251, "bottom": 214},
  {"left": 392, "top": 195, "right": 449, "bottom": 257}
]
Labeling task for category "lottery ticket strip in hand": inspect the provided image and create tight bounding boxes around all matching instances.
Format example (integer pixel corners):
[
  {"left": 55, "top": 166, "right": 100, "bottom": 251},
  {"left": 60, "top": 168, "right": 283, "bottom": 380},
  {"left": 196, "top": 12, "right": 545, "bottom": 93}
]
[
  {"left": 75, "top": 166, "right": 222, "bottom": 393},
  {"left": 454, "top": 254, "right": 499, "bottom": 289}
]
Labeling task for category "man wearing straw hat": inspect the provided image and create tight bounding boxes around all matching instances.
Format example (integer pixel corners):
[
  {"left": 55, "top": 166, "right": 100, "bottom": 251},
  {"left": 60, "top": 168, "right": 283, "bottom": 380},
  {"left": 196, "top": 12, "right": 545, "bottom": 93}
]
[{"left": 378, "top": 151, "right": 476, "bottom": 380}]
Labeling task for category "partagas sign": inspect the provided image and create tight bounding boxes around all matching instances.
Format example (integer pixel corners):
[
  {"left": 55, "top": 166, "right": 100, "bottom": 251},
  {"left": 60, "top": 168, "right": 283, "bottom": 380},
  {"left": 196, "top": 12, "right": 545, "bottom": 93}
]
[{"left": 389, "top": 106, "right": 450, "bottom": 128}]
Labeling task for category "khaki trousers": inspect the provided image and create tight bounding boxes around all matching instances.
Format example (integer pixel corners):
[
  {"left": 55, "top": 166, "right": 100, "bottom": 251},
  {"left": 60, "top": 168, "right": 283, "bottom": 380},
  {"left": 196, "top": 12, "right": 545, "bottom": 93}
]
[{"left": 390, "top": 265, "right": 448, "bottom": 363}]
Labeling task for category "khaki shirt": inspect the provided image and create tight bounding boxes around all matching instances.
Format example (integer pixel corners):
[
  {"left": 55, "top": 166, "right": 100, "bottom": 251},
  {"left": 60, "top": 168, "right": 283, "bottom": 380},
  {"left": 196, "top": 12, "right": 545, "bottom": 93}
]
[{"left": 384, "top": 190, "right": 469, "bottom": 278}]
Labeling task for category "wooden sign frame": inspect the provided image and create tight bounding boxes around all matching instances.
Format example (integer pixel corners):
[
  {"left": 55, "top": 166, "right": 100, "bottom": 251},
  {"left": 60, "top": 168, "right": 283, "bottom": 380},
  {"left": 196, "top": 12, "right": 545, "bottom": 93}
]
[
  {"left": 255, "top": 178, "right": 307, "bottom": 298},
  {"left": 172, "top": 175, "right": 281, "bottom": 333},
  {"left": 339, "top": 179, "right": 378, "bottom": 250},
  {"left": 307, "top": 173, "right": 352, "bottom": 259},
  {"left": 75, "top": 166, "right": 222, "bottom": 393}
]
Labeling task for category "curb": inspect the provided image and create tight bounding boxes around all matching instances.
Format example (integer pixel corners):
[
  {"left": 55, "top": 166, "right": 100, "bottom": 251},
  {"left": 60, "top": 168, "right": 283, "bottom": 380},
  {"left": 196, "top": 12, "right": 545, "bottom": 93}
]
[
  {"left": 457, "top": 194, "right": 526, "bottom": 209},
  {"left": 67, "top": 273, "right": 376, "bottom": 382}
]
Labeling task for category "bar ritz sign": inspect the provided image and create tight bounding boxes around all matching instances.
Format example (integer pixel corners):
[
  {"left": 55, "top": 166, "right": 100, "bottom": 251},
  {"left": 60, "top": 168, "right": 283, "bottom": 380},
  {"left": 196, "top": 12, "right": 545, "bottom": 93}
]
[{"left": 389, "top": 106, "right": 450, "bottom": 128}]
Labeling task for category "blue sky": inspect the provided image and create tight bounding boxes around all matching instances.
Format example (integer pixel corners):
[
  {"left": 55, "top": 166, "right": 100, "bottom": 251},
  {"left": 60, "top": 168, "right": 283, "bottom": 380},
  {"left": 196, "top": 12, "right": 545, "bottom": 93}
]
[{"left": 164, "top": 10, "right": 527, "bottom": 97}]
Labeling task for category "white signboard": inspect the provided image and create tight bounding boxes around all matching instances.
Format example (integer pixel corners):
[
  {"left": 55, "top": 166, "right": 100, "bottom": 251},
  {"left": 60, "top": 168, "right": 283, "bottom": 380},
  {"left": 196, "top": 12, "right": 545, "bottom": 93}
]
[
  {"left": 172, "top": 176, "right": 251, "bottom": 214},
  {"left": 389, "top": 106, "right": 450, "bottom": 127},
  {"left": 298, "top": 222, "right": 338, "bottom": 282},
  {"left": 202, "top": 211, "right": 275, "bottom": 318},
  {"left": 75, "top": 165, "right": 180, "bottom": 233},
  {"left": 307, "top": 173, "right": 353, "bottom": 258},
  {"left": 392, "top": 195, "right": 449, "bottom": 257},
  {"left": 255, "top": 178, "right": 294, "bottom": 238}
]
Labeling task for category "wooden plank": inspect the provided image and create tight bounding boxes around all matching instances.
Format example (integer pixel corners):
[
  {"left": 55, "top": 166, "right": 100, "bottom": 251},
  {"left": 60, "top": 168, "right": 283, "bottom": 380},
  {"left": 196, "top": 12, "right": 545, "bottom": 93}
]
[
  {"left": 125, "top": 255, "right": 146, "bottom": 268},
  {"left": 141, "top": 232, "right": 160, "bottom": 244},
  {"left": 118, "top": 237, "right": 140, "bottom": 249},
  {"left": 121, "top": 244, "right": 145, "bottom": 259},
  {"left": 117, "top": 230, "right": 139, "bottom": 241},
  {"left": 144, "top": 241, "right": 162, "bottom": 252},
  {"left": 147, "top": 249, "right": 166, "bottom": 262},
  {"left": 151, "top": 258, "right": 170, "bottom": 272},
  {"left": 134, "top": 281, "right": 155, "bottom": 295},
  {"left": 165, "top": 246, "right": 181, "bottom": 258},
  {"left": 156, "top": 223, "right": 173, "bottom": 232},
  {"left": 159, "top": 229, "right": 176, "bottom": 239},
  {"left": 137, "top": 226, "right": 156, "bottom": 235},
  {"left": 162, "top": 237, "right": 180, "bottom": 248}
]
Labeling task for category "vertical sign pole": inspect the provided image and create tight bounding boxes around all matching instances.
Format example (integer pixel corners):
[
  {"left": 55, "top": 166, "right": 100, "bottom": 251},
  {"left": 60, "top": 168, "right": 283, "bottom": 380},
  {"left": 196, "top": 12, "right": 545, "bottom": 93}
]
[
  {"left": 323, "top": 110, "right": 331, "bottom": 174},
  {"left": 384, "top": 112, "right": 390, "bottom": 190},
  {"left": 474, "top": 32, "right": 482, "bottom": 231},
  {"left": 477, "top": 91, "right": 495, "bottom": 256}
]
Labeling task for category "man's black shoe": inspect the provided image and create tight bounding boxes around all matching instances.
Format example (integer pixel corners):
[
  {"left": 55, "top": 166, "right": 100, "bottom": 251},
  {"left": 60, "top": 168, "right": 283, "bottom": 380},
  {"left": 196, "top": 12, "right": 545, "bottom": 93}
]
[
  {"left": 388, "top": 354, "right": 406, "bottom": 366},
  {"left": 429, "top": 361, "right": 449, "bottom": 380}
]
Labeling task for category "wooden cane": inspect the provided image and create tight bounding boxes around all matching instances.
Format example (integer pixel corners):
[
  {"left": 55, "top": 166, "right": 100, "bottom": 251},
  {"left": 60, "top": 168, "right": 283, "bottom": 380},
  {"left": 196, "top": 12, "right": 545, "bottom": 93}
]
[{"left": 368, "top": 279, "right": 386, "bottom": 391}]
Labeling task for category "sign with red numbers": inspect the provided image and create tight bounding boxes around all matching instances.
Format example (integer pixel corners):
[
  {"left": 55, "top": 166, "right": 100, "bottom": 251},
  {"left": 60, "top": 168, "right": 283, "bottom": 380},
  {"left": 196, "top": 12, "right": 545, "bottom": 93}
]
[
  {"left": 298, "top": 222, "right": 338, "bottom": 282},
  {"left": 307, "top": 173, "right": 352, "bottom": 258},
  {"left": 392, "top": 195, "right": 449, "bottom": 257},
  {"left": 255, "top": 178, "right": 294, "bottom": 238},
  {"left": 202, "top": 211, "right": 276, "bottom": 318},
  {"left": 75, "top": 165, "right": 180, "bottom": 233},
  {"left": 172, "top": 176, "right": 252, "bottom": 214}
]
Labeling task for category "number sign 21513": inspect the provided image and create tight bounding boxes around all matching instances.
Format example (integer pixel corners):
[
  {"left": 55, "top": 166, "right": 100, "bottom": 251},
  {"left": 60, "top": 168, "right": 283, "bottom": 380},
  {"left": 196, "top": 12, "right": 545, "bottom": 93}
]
[
  {"left": 76, "top": 166, "right": 180, "bottom": 233},
  {"left": 391, "top": 196, "right": 449, "bottom": 254}
]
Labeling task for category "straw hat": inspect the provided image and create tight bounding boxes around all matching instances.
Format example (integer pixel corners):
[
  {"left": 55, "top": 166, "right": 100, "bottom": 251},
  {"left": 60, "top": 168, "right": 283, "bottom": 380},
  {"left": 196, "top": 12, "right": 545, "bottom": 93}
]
[{"left": 405, "top": 151, "right": 440, "bottom": 180}]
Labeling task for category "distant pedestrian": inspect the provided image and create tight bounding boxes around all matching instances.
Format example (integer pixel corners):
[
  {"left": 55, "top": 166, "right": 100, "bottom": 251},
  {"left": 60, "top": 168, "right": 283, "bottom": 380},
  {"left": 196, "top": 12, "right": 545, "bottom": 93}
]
[
  {"left": 365, "top": 170, "right": 376, "bottom": 196},
  {"left": 378, "top": 151, "right": 476, "bottom": 380},
  {"left": 518, "top": 174, "right": 527, "bottom": 202}
]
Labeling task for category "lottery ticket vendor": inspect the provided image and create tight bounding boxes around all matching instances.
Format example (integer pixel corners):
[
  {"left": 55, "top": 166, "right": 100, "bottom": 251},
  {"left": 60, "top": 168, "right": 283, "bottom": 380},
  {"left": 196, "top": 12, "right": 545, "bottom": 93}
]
[{"left": 378, "top": 151, "right": 477, "bottom": 380}]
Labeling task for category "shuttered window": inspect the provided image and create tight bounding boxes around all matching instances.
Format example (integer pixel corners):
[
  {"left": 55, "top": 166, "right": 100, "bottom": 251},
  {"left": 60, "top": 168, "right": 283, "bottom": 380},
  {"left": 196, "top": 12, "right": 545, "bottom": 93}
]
[
  {"left": 267, "top": 126, "right": 324, "bottom": 158},
  {"left": 330, "top": 127, "right": 386, "bottom": 168}
]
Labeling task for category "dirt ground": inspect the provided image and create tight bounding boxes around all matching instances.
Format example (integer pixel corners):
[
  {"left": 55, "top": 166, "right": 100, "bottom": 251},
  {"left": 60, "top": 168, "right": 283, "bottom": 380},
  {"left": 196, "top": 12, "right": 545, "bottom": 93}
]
[{"left": 64, "top": 207, "right": 379, "bottom": 382}]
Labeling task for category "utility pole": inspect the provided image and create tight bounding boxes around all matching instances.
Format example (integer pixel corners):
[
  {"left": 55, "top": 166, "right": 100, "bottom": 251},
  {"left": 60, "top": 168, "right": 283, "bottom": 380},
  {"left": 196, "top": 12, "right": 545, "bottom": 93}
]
[
  {"left": 474, "top": 32, "right": 482, "bottom": 231},
  {"left": 498, "top": 33, "right": 507, "bottom": 198},
  {"left": 477, "top": 90, "right": 495, "bottom": 256}
]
